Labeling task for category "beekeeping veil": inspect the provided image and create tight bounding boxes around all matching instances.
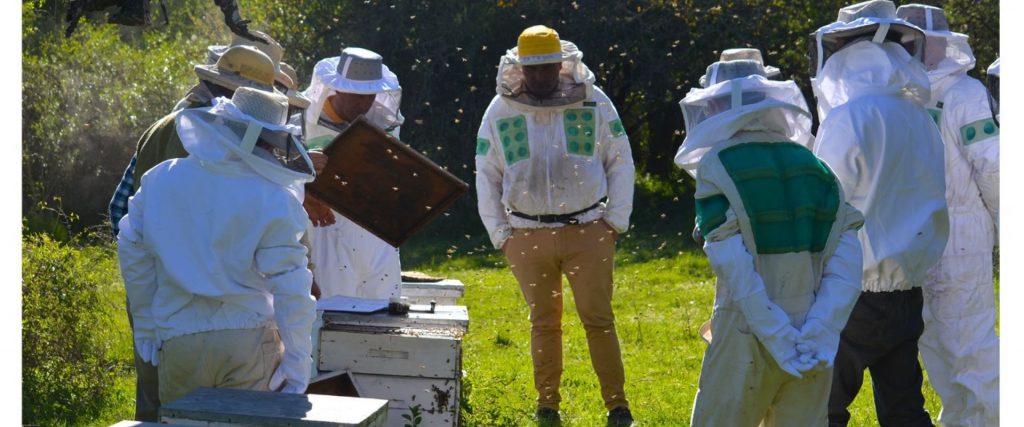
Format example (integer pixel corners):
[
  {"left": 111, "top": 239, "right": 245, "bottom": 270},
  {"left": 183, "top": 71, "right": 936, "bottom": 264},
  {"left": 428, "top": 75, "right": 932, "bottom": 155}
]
[
  {"left": 676, "top": 60, "right": 813, "bottom": 176},
  {"left": 177, "top": 87, "right": 315, "bottom": 187},
  {"left": 496, "top": 27, "right": 596, "bottom": 109},
  {"left": 301, "top": 47, "right": 404, "bottom": 138}
]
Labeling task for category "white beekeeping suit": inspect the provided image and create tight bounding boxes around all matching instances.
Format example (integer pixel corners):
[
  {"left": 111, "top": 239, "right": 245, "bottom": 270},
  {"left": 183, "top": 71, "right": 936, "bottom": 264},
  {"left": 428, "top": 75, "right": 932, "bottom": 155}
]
[
  {"left": 677, "top": 60, "right": 864, "bottom": 427},
  {"left": 475, "top": 39, "right": 635, "bottom": 249},
  {"left": 809, "top": 2, "right": 950, "bottom": 424},
  {"left": 896, "top": 5, "right": 1000, "bottom": 426},
  {"left": 118, "top": 88, "right": 318, "bottom": 399},
  {"left": 294, "top": 48, "right": 404, "bottom": 300},
  {"left": 811, "top": 36, "right": 947, "bottom": 295}
]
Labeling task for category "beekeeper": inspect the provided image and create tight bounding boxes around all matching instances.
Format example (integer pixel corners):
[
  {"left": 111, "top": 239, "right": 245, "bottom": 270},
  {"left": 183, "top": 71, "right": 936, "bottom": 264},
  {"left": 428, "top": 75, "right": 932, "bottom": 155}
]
[
  {"left": 117, "top": 87, "right": 318, "bottom": 404},
  {"left": 895, "top": 5, "right": 1000, "bottom": 426},
  {"left": 296, "top": 47, "right": 405, "bottom": 300},
  {"left": 107, "top": 32, "right": 310, "bottom": 422},
  {"left": 809, "top": 1, "right": 950, "bottom": 425},
  {"left": 677, "top": 59, "right": 864, "bottom": 427},
  {"left": 688, "top": 47, "right": 782, "bottom": 247},
  {"left": 475, "top": 25, "right": 636, "bottom": 426}
]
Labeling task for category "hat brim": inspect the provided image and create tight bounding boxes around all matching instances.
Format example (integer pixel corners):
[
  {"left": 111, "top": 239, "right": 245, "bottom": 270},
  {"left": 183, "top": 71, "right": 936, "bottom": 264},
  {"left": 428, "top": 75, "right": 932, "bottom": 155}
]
[
  {"left": 519, "top": 52, "right": 564, "bottom": 66},
  {"left": 315, "top": 56, "right": 401, "bottom": 95},
  {"left": 820, "top": 21, "right": 924, "bottom": 56},
  {"left": 810, "top": 20, "right": 925, "bottom": 77},
  {"left": 194, "top": 64, "right": 275, "bottom": 93}
]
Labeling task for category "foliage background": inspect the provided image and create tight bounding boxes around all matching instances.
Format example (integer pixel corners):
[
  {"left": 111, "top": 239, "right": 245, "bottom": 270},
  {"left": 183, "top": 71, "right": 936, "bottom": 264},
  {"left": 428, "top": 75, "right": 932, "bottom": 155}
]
[
  {"left": 22, "top": 0, "right": 1000, "bottom": 238},
  {"left": 21, "top": 0, "right": 1000, "bottom": 425}
]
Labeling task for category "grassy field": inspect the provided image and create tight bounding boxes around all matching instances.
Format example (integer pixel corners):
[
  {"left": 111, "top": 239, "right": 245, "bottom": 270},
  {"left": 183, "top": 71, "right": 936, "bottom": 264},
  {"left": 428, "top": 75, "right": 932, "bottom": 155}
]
[
  {"left": 44, "top": 232, "right": 962, "bottom": 426},
  {"left": 411, "top": 239, "right": 946, "bottom": 426}
]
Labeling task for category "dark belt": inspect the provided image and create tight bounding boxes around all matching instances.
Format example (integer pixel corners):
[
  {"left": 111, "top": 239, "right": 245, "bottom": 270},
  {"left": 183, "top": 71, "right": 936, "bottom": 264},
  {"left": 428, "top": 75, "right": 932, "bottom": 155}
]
[{"left": 509, "top": 197, "right": 607, "bottom": 225}]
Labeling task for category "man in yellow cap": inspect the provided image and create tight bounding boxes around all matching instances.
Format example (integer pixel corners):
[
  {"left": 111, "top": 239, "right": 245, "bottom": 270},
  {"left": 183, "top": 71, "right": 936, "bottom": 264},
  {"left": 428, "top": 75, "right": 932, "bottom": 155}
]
[{"left": 475, "top": 25, "right": 636, "bottom": 426}]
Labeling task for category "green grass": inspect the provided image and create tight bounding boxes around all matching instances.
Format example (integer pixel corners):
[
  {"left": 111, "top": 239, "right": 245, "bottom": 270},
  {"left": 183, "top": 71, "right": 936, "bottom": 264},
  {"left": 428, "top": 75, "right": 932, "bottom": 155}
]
[
  {"left": 407, "top": 242, "right": 946, "bottom": 426},
  {"left": 56, "top": 231, "right": 973, "bottom": 426}
]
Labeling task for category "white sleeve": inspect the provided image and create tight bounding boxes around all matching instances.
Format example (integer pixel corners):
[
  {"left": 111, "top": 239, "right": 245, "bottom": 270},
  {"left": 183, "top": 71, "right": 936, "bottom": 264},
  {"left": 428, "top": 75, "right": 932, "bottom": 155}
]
[
  {"left": 597, "top": 93, "right": 635, "bottom": 233},
  {"left": 475, "top": 108, "right": 512, "bottom": 249},
  {"left": 949, "top": 88, "right": 1000, "bottom": 233},
  {"left": 116, "top": 179, "right": 158, "bottom": 343},
  {"left": 254, "top": 210, "right": 316, "bottom": 394}
]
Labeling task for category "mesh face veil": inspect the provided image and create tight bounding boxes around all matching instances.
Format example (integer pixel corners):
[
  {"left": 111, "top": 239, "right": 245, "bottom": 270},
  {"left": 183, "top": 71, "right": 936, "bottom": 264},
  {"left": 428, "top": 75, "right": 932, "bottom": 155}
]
[
  {"left": 675, "top": 63, "right": 813, "bottom": 175},
  {"left": 177, "top": 95, "right": 316, "bottom": 186}
]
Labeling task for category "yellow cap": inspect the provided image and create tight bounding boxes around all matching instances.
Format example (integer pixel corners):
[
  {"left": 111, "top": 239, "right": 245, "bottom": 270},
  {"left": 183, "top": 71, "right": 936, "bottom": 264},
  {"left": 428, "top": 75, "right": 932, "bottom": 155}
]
[{"left": 517, "top": 25, "right": 563, "bottom": 65}]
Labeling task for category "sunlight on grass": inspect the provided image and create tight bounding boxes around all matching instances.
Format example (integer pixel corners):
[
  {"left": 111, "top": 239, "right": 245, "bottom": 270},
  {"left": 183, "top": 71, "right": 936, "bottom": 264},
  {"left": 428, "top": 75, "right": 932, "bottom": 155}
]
[{"left": 414, "top": 246, "right": 947, "bottom": 426}]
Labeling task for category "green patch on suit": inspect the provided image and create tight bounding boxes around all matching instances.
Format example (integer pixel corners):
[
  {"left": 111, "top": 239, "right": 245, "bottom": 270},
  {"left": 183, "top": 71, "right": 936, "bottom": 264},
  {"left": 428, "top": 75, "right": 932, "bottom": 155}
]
[
  {"left": 476, "top": 138, "right": 491, "bottom": 156},
  {"left": 496, "top": 115, "right": 530, "bottom": 165},
  {"left": 563, "top": 108, "right": 596, "bottom": 156},
  {"left": 961, "top": 118, "right": 999, "bottom": 146},
  {"left": 695, "top": 194, "right": 730, "bottom": 238},
  {"left": 718, "top": 142, "right": 840, "bottom": 254},
  {"left": 609, "top": 119, "right": 626, "bottom": 138}
]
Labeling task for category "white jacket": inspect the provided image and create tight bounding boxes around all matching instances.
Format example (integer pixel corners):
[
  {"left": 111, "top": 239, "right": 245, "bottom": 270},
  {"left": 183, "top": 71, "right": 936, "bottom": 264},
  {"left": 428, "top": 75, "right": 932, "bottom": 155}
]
[
  {"left": 475, "top": 46, "right": 634, "bottom": 249},
  {"left": 118, "top": 111, "right": 316, "bottom": 393},
  {"left": 811, "top": 41, "right": 949, "bottom": 292}
]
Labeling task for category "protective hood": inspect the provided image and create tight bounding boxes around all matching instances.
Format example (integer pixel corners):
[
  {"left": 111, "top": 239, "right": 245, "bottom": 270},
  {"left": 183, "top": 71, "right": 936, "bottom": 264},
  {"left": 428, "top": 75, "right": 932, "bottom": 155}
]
[
  {"left": 301, "top": 56, "right": 404, "bottom": 134},
  {"left": 496, "top": 40, "right": 596, "bottom": 110},
  {"left": 811, "top": 40, "right": 931, "bottom": 121},
  {"left": 919, "top": 31, "right": 976, "bottom": 98},
  {"left": 177, "top": 97, "right": 315, "bottom": 188},
  {"left": 895, "top": 4, "right": 976, "bottom": 92},
  {"left": 675, "top": 75, "right": 813, "bottom": 176}
]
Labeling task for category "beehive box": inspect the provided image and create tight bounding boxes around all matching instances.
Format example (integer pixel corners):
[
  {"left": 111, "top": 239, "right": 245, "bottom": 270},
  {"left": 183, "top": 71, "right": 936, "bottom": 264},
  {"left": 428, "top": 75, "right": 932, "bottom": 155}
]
[
  {"left": 400, "top": 279, "right": 465, "bottom": 305},
  {"left": 318, "top": 305, "right": 468, "bottom": 427}
]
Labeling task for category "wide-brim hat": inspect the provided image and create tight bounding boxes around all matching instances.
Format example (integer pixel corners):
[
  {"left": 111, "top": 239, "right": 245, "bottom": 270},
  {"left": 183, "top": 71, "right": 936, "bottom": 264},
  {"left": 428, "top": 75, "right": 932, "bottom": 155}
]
[
  {"left": 208, "top": 44, "right": 293, "bottom": 89},
  {"left": 676, "top": 74, "right": 812, "bottom": 174},
  {"left": 205, "top": 44, "right": 311, "bottom": 109},
  {"left": 178, "top": 87, "right": 314, "bottom": 186},
  {"left": 195, "top": 45, "right": 277, "bottom": 93},
  {"left": 316, "top": 47, "right": 401, "bottom": 95},
  {"left": 808, "top": 0, "right": 925, "bottom": 77}
]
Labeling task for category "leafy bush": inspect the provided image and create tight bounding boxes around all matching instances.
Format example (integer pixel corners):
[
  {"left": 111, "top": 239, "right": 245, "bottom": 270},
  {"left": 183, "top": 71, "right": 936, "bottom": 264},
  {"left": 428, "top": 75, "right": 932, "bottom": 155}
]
[
  {"left": 22, "top": 231, "right": 133, "bottom": 425},
  {"left": 22, "top": 0, "right": 999, "bottom": 235}
]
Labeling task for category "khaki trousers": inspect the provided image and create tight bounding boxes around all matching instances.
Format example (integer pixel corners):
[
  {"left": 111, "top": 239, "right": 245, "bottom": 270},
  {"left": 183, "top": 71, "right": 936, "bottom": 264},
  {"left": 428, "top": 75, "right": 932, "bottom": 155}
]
[
  {"left": 503, "top": 220, "right": 627, "bottom": 411},
  {"left": 158, "top": 327, "right": 283, "bottom": 405},
  {"left": 691, "top": 309, "right": 831, "bottom": 427}
]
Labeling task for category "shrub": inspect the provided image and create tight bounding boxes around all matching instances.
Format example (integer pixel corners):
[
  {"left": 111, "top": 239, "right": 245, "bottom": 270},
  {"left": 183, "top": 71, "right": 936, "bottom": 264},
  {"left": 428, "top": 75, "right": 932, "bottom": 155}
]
[{"left": 22, "top": 231, "right": 132, "bottom": 425}]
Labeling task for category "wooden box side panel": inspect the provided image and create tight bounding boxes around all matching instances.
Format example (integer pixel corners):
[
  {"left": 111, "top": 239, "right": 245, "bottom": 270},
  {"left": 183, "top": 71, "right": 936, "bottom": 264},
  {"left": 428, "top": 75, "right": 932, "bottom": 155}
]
[{"left": 319, "top": 330, "right": 460, "bottom": 378}]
